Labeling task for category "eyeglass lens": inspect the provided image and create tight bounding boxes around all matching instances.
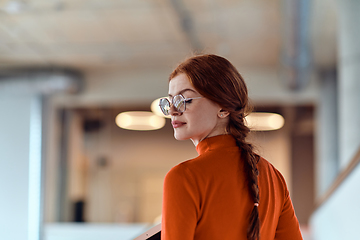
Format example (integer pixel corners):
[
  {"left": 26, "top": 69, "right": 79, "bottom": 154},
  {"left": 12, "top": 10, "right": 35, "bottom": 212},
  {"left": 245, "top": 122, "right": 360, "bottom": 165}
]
[
  {"left": 159, "top": 98, "right": 170, "bottom": 115},
  {"left": 173, "top": 95, "right": 185, "bottom": 112}
]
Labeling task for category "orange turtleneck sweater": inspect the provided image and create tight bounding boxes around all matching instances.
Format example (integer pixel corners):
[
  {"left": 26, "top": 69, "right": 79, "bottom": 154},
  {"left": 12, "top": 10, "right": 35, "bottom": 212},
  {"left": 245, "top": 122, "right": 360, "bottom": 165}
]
[{"left": 161, "top": 134, "right": 303, "bottom": 240}]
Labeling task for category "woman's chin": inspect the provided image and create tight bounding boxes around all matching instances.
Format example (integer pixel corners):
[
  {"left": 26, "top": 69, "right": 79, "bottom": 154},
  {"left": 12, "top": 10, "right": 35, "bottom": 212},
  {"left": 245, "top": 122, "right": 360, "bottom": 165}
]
[{"left": 173, "top": 131, "right": 189, "bottom": 141}]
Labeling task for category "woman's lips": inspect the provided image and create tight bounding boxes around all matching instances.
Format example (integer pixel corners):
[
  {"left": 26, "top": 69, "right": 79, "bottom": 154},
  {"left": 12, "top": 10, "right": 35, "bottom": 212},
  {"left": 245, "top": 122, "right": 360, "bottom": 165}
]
[{"left": 172, "top": 120, "right": 186, "bottom": 128}]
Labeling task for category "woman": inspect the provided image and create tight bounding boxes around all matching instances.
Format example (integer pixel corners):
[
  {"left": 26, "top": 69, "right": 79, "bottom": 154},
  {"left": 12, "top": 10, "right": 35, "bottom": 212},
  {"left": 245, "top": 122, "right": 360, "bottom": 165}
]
[{"left": 159, "top": 54, "right": 303, "bottom": 240}]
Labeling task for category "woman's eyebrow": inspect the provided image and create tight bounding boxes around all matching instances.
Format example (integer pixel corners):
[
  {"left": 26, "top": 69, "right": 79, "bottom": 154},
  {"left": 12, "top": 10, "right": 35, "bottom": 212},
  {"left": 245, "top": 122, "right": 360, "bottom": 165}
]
[{"left": 168, "top": 88, "right": 197, "bottom": 97}]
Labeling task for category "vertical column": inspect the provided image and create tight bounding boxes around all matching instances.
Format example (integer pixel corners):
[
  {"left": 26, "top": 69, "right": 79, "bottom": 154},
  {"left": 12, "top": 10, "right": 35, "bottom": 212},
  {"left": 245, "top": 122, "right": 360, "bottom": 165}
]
[
  {"left": 0, "top": 92, "right": 43, "bottom": 240},
  {"left": 281, "top": 0, "right": 311, "bottom": 90},
  {"left": 315, "top": 69, "right": 338, "bottom": 196},
  {"left": 338, "top": 0, "right": 360, "bottom": 169}
]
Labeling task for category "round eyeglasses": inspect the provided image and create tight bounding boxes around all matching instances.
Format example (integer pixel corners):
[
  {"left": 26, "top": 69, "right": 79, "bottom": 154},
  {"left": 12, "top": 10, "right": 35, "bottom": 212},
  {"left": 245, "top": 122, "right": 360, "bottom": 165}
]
[{"left": 159, "top": 94, "right": 202, "bottom": 116}]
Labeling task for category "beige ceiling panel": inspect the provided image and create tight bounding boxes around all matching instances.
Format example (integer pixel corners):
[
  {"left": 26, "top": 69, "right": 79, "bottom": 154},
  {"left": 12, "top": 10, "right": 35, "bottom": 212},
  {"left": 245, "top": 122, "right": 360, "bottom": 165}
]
[
  {"left": 0, "top": 15, "right": 41, "bottom": 44},
  {"left": 4, "top": 11, "right": 145, "bottom": 44},
  {"left": 2, "top": 15, "right": 56, "bottom": 44},
  {"left": 155, "top": 5, "right": 188, "bottom": 43},
  {"left": 192, "top": 1, "right": 280, "bottom": 39},
  {"left": 46, "top": 54, "right": 109, "bottom": 67},
  {"left": 226, "top": 41, "right": 279, "bottom": 67},
  {"left": 0, "top": 39, "right": 45, "bottom": 55},
  {"left": 0, "top": 0, "right": 154, "bottom": 13},
  {"left": 4, "top": 2, "right": 187, "bottom": 43},
  {"left": 0, "top": 54, "right": 47, "bottom": 65},
  {"left": 191, "top": 1, "right": 280, "bottom": 67},
  {"left": 182, "top": 0, "right": 271, "bottom": 10},
  {"left": 181, "top": 0, "right": 217, "bottom": 10},
  {"left": 0, "top": 0, "right": 336, "bottom": 72},
  {"left": 100, "top": 8, "right": 180, "bottom": 43},
  {"left": 57, "top": 0, "right": 162, "bottom": 10},
  {"left": 30, "top": 41, "right": 189, "bottom": 70},
  {"left": 37, "top": 11, "right": 117, "bottom": 43}
]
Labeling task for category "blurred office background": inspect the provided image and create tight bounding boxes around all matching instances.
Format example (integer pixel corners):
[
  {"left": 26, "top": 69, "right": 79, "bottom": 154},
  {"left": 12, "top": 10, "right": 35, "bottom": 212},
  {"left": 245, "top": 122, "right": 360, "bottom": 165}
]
[{"left": 0, "top": 0, "right": 359, "bottom": 239}]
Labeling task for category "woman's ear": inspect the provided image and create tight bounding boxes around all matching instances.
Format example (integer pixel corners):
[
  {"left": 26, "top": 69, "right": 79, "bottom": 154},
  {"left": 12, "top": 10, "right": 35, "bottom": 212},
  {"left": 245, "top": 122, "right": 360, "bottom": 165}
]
[{"left": 218, "top": 109, "right": 230, "bottom": 118}]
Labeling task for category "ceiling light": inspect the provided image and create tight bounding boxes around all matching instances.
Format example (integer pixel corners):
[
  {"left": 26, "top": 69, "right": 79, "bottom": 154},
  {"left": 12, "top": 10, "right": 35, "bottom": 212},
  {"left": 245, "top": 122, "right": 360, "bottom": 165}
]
[
  {"left": 245, "top": 112, "right": 285, "bottom": 131},
  {"left": 115, "top": 111, "right": 165, "bottom": 131},
  {"left": 151, "top": 98, "right": 171, "bottom": 118}
]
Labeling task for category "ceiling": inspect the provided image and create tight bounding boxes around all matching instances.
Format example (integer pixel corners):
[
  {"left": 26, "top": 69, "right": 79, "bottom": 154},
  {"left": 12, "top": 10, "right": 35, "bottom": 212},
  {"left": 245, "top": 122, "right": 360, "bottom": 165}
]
[{"left": 0, "top": 0, "right": 337, "bottom": 73}]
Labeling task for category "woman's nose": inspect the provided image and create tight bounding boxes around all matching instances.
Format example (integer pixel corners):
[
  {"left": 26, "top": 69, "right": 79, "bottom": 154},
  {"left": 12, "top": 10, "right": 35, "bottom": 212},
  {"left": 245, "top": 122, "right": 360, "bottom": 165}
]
[{"left": 168, "top": 104, "right": 181, "bottom": 116}]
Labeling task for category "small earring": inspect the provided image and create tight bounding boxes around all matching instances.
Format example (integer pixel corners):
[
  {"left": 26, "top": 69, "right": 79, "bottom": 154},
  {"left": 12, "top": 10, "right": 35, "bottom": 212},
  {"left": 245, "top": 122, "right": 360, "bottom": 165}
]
[{"left": 220, "top": 114, "right": 223, "bottom": 117}]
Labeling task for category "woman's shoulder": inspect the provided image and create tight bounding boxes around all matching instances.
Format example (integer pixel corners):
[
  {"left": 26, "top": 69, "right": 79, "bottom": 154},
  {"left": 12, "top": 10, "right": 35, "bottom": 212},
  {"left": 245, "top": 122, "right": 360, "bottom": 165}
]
[
  {"left": 164, "top": 154, "right": 208, "bottom": 182},
  {"left": 163, "top": 158, "right": 206, "bottom": 195},
  {"left": 258, "top": 157, "right": 288, "bottom": 188}
]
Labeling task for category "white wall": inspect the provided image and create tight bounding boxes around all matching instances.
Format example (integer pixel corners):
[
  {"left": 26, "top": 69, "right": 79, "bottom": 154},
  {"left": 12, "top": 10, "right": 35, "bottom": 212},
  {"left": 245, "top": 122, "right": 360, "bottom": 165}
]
[{"left": 311, "top": 163, "right": 360, "bottom": 240}]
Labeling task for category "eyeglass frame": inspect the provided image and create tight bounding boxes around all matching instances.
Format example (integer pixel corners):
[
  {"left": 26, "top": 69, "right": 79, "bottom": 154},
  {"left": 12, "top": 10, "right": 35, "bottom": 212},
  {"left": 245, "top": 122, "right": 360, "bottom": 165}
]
[{"left": 159, "top": 94, "right": 203, "bottom": 116}]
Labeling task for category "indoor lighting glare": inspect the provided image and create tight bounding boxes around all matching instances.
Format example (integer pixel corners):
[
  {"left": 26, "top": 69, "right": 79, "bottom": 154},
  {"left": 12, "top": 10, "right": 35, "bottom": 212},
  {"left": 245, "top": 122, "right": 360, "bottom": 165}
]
[
  {"left": 151, "top": 97, "right": 171, "bottom": 118},
  {"left": 245, "top": 112, "right": 285, "bottom": 131},
  {"left": 115, "top": 111, "right": 165, "bottom": 131}
]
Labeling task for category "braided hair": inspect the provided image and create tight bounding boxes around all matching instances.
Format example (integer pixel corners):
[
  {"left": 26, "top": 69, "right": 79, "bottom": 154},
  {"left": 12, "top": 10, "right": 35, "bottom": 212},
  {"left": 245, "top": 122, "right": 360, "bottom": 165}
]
[{"left": 169, "top": 54, "right": 260, "bottom": 240}]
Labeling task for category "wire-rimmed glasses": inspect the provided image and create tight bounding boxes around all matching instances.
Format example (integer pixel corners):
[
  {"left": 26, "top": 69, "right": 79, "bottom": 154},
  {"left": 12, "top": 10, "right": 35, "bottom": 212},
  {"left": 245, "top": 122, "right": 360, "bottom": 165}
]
[{"left": 159, "top": 94, "right": 202, "bottom": 116}]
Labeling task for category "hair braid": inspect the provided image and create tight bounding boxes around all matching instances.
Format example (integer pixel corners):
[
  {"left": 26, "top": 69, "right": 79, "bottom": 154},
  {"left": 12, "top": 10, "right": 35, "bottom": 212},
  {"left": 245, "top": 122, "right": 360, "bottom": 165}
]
[{"left": 228, "top": 113, "right": 260, "bottom": 240}]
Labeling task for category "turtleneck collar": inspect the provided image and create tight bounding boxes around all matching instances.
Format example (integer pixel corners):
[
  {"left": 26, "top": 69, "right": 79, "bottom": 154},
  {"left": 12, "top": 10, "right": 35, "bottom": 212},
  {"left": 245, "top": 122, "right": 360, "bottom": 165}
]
[{"left": 196, "top": 134, "right": 237, "bottom": 155}]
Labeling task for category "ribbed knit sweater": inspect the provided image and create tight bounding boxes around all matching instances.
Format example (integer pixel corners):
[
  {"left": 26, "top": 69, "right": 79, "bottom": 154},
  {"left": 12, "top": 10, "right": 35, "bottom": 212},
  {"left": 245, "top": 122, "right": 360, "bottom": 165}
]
[{"left": 161, "top": 134, "right": 303, "bottom": 240}]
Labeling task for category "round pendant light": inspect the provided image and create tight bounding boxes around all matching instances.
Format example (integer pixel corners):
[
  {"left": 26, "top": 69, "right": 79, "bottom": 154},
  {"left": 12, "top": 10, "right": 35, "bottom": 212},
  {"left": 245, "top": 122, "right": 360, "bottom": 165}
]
[{"left": 115, "top": 111, "right": 165, "bottom": 131}]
